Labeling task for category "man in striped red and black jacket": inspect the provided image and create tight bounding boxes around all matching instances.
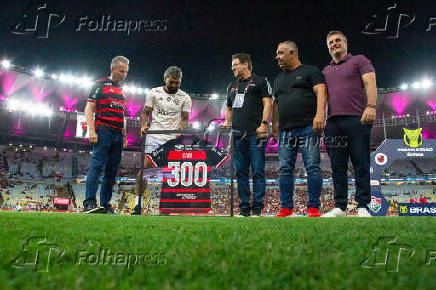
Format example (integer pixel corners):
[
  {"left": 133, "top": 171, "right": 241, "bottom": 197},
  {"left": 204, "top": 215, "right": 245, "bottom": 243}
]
[{"left": 83, "top": 55, "right": 129, "bottom": 214}]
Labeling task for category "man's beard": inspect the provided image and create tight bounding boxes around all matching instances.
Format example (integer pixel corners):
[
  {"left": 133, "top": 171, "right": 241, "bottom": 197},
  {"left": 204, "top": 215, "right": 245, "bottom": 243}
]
[{"left": 166, "top": 86, "right": 178, "bottom": 94}]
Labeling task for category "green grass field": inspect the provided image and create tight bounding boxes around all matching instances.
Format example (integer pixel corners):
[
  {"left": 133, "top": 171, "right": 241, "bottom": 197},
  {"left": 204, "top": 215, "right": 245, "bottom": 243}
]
[{"left": 0, "top": 211, "right": 435, "bottom": 289}]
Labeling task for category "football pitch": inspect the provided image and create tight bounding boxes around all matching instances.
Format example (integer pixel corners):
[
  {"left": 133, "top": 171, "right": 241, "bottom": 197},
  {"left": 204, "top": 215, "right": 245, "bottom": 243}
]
[{"left": 1, "top": 212, "right": 435, "bottom": 289}]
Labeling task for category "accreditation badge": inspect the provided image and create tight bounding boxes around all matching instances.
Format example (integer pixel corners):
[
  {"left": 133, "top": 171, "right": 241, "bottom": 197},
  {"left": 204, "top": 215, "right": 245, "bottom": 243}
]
[{"left": 233, "top": 93, "right": 245, "bottom": 108}]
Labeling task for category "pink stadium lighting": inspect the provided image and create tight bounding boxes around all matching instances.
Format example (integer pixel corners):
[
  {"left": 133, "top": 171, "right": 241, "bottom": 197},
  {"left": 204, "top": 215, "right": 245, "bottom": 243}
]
[
  {"left": 422, "top": 131, "right": 428, "bottom": 139},
  {"left": 266, "top": 138, "right": 278, "bottom": 150},
  {"left": 127, "top": 100, "right": 141, "bottom": 117},
  {"left": 0, "top": 94, "right": 5, "bottom": 101},
  {"left": 1, "top": 71, "right": 17, "bottom": 96},
  {"left": 62, "top": 94, "right": 79, "bottom": 111},
  {"left": 190, "top": 107, "right": 199, "bottom": 122},
  {"left": 127, "top": 133, "right": 135, "bottom": 145},
  {"left": 427, "top": 101, "right": 436, "bottom": 111},
  {"left": 32, "top": 85, "right": 50, "bottom": 103},
  {"left": 14, "top": 120, "right": 23, "bottom": 131},
  {"left": 422, "top": 130, "right": 435, "bottom": 139},
  {"left": 391, "top": 93, "right": 409, "bottom": 115},
  {"left": 63, "top": 126, "right": 73, "bottom": 140}
]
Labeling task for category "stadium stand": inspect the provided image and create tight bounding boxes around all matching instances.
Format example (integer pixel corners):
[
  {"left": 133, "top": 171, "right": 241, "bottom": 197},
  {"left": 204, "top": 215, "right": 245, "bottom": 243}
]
[{"left": 1, "top": 143, "right": 435, "bottom": 215}]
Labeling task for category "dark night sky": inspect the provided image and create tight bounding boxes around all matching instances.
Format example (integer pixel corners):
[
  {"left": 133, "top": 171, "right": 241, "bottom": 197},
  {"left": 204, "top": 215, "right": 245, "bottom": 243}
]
[{"left": 1, "top": 0, "right": 435, "bottom": 94}]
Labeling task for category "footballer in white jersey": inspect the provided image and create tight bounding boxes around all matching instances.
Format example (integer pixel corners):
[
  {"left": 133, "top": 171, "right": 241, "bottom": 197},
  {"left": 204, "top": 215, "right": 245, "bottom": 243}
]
[
  {"left": 132, "top": 66, "right": 191, "bottom": 215},
  {"left": 143, "top": 86, "right": 192, "bottom": 142}
]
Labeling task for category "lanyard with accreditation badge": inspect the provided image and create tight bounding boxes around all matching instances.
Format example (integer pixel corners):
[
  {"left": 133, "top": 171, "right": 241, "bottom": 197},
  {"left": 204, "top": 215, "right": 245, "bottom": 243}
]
[{"left": 232, "top": 76, "right": 254, "bottom": 108}]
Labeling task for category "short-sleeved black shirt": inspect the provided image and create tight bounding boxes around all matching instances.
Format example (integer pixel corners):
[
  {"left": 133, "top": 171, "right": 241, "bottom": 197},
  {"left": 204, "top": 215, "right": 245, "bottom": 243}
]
[
  {"left": 273, "top": 65, "right": 325, "bottom": 130},
  {"left": 226, "top": 74, "right": 272, "bottom": 136}
]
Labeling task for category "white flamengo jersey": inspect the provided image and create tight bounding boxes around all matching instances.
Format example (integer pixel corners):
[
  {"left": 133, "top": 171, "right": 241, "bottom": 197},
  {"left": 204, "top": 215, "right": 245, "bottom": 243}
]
[{"left": 144, "top": 86, "right": 192, "bottom": 141}]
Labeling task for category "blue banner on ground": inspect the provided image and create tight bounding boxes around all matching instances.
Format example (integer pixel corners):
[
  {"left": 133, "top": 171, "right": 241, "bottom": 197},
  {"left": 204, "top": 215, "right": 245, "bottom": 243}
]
[{"left": 370, "top": 133, "right": 436, "bottom": 216}]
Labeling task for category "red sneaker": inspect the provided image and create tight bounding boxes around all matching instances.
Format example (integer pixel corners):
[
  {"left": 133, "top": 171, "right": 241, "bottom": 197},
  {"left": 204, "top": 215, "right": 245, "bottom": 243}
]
[
  {"left": 307, "top": 207, "right": 321, "bottom": 217},
  {"left": 274, "top": 208, "right": 294, "bottom": 217}
]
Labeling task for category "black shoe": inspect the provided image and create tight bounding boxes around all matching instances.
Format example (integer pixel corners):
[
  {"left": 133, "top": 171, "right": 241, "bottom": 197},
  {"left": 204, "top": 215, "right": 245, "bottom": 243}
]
[
  {"left": 104, "top": 206, "right": 115, "bottom": 214},
  {"left": 251, "top": 207, "right": 262, "bottom": 217},
  {"left": 83, "top": 202, "right": 104, "bottom": 214},
  {"left": 131, "top": 205, "right": 141, "bottom": 215},
  {"left": 237, "top": 207, "right": 251, "bottom": 217}
]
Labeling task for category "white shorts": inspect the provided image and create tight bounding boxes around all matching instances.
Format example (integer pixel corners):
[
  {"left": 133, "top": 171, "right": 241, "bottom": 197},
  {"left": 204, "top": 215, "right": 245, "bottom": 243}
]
[{"left": 144, "top": 136, "right": 167, "bottom": 154}]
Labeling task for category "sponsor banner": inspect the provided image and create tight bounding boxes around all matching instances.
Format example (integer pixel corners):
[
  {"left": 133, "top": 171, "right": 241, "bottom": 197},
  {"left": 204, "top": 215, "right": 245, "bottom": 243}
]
[
  {"left": 53, "top": 197, "right": 70, "bottom": 205},
  {"left": 381, "top": 177, "right": 435, "bottom": 182},
  {"left": 82, "top": 177, "right": 136, "bottom": 182},
  {"left": 119, "top": 177, "right": 136, "bottom": 182},
  {"left": 370, "top": 180, "right": 380, "bottom": 186},
  {"left": 397, "top": 203, "right": 436, "bottom": 216}
]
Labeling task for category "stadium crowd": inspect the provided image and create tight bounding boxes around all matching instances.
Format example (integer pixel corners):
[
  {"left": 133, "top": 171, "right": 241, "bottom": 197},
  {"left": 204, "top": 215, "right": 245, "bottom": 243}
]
[
  {"left": 1, "top": 145, "right": 435, "bottom": 215},
  {"left": 210, "top": 185, "right": 360, "bottom": 215}
]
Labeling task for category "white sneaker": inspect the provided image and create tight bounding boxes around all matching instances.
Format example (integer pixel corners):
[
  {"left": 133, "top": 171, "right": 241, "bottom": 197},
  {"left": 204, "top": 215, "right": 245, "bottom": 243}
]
[
  {"left": 321, "top": 207, "right": 346, "bottom": 217},
  {"left": 235, "top": 214, "right": 247, "bottom": 218},
  {"left": 357, "top": 208, "right": 372, "bottom": 217}
]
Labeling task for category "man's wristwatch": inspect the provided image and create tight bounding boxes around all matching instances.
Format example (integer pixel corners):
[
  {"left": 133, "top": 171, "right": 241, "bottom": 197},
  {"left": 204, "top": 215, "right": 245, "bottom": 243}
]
[
  {"left": 366, "top": 104, "right": 376, "bottom": 109},
  {"left": 261, "top": 120, "right": 268, "bottom": 125}
]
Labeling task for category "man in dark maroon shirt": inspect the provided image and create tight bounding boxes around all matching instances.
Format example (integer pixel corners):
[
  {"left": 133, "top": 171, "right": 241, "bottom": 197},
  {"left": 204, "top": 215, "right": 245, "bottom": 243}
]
[{"left": 321, "top": 31, "right": 377, "bottom": 218}]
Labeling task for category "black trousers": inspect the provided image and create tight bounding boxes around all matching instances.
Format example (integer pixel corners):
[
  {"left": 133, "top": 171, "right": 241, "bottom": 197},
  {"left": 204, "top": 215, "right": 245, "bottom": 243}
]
[{"left": 325, "top": 116, "right": 372, "bottom": 210}]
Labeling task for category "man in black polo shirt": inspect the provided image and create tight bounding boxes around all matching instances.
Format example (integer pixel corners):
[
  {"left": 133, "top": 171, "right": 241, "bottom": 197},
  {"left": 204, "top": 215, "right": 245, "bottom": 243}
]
[
  {"left": 272, "top": 41, "right": 327, "bottom": 217},
  {"left": 83, "top": 55, "right": 129, "bottom": 214},
  {"left": 223, "top": 53, "right": 272, "bottom": 217}
]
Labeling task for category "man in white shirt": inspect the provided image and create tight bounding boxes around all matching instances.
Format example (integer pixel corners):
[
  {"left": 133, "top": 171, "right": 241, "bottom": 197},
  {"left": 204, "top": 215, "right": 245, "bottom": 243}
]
[{"left": 132, "top": 66, "right": 192, "bottom": 215}]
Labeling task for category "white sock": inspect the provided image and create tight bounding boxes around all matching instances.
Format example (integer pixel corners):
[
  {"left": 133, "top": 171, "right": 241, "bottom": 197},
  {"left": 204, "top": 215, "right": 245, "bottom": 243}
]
[{"left": 135, "top": 196, "right": 139, "bottom": 206}]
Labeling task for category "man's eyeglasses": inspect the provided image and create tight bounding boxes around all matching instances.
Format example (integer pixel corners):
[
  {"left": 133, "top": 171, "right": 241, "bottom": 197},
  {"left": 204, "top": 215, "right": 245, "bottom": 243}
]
[{"left": 231, "top": 63, "right": 241, "bottom": 69}]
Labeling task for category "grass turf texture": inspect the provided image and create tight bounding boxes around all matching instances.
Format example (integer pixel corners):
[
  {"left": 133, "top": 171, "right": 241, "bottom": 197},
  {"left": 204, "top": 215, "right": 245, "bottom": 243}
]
[{"left": 0, "top": 212, "right": 435, "bottom": 289}]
